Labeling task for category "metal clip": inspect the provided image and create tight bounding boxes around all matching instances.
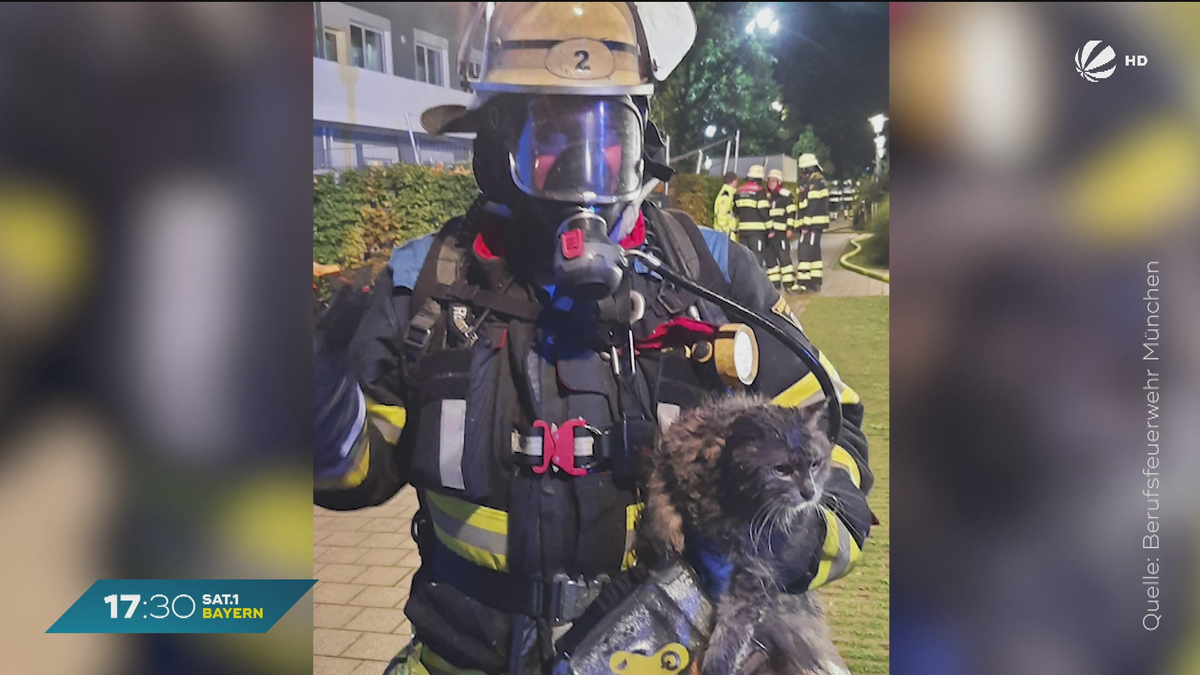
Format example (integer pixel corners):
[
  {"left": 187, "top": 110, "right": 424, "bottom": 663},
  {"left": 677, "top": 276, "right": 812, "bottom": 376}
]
[{"left": 548, "top": 572, "right": 607, "bottom": 626}]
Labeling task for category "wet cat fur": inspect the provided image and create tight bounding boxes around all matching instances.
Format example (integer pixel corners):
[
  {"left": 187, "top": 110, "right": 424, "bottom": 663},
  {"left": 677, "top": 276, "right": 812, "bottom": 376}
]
[{"left": 642, "top": 393, "right": 849, "bottom": 675}]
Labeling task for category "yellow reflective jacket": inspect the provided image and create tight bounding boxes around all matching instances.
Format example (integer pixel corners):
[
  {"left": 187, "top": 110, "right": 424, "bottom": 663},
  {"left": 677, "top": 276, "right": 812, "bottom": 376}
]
[{"left": 713, "top": 183, "right": 737, "bottom": 237}]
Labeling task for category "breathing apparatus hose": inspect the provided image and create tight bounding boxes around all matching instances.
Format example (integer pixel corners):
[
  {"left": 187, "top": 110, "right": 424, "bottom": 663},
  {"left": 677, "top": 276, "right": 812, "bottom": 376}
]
[{"left": 624, "top": 249, "right": 844, "bottom": 443}]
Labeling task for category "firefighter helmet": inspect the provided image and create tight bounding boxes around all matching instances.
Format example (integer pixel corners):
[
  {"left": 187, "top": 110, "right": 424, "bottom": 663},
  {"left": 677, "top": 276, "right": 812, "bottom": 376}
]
[
  {"left": 747, "top": 165, "right": 765, "bottom": 179},
  {"left": 767, "top": 169, "right": 783, "bottom": 181},
  {"left": 797, "top": 153, "right": 821, "bottom": 170},
  {"left": 421, "top": 2, "right": 697, "bottom": 135}
]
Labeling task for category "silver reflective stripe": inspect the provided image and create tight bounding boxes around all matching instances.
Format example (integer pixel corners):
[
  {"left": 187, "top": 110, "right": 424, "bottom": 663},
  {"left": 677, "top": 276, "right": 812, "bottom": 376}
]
[
  {"left": 827, "top": 517, "right": 854, "bottom": 581},
  {"left": 337, "top": 386, "right": 367, "bottom": 459},
  {"left": 439, "top": 399, "right": 467, "bottom": 490},
  {"left": 657, "top": 403, "right": 681, "bottom": 434},
  {"left": 511, "top": 432, "right": 594, "bottom": 457},
  {"left": 426, "top": 495, "right": 509, "bottom": 557}
]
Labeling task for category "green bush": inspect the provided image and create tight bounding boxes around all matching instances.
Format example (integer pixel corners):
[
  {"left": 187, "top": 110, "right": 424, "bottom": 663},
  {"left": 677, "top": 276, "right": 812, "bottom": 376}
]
[
  {"left": 668, "top": 173, "right": 723, "bottom": 228},
  {"left": 313, "top": 164, "right": 479, "bottom": 277},
  {"left": 860, "top": 196, "right": 889, "bottom": 267},
  {"left": 668, "top": 173, "right": 800, "bottom": 230}
]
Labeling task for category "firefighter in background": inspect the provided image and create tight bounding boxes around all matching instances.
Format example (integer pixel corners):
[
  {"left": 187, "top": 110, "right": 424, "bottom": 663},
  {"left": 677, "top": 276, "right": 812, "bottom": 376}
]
[
  {"left": 797, "top": 153, "right": 831, "bottom": 292},
  {"left": 713, "top": 171, "right": 739, "bottom": 242},
  {"left": 766, "top": 168, "right": 795, "bottom": 291},
  {"left": 734, "top": 164, "right": 771, "bottom": 272},
  {"left": 790, "top": 169, "right": 811, "bottom": 292},
  {"left": 829, "top": 180, "right": 842, "bottom": 222},
  {"left": 843, "top": 179, "right": 855, "bottom": 221}
]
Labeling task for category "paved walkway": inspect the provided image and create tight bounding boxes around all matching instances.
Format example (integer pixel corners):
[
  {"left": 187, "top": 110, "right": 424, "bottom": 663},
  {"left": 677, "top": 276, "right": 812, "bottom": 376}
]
[
  {"left": 802, "top": 230, "right": 889, "bottom": 298},
  {"left": 313, "top": 228, "right": 888, "bottom": 675},
  {"left": 314, "top": 491, "right": 420, "bottom": 675}
]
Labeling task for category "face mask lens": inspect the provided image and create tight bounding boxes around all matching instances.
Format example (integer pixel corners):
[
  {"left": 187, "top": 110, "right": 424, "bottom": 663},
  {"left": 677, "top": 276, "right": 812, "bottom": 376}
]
[{"left": 510, "top": 96, "right": 642, "bottom": 203}]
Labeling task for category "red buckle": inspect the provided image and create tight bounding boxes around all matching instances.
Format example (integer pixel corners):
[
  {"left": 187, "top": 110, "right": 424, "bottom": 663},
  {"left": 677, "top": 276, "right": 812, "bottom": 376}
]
[{"left": 531, "top": 419, "right": 589, "bottom": 477}]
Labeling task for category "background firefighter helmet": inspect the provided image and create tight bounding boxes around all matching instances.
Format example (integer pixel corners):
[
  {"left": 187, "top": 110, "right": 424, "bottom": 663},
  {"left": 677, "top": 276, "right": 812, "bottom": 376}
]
[
  {"left": 797, "top": 153, "right": 822, "bottom": 171},
  {"left": 747, "top": 165, "right": 765, "bottom": 180},
  {"left": 768, "top": 169, "right": 784, "bottom": 181}
]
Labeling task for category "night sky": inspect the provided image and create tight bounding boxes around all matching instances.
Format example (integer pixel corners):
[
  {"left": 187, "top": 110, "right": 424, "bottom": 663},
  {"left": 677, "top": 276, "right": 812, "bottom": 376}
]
[{"left": 762, "top": 2, "right": 889, "bottom": 177}]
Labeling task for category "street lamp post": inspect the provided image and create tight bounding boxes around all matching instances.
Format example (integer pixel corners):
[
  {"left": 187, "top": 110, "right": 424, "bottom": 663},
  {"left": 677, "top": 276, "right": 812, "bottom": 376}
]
[
  {"left": 733, "top": 129, "right": 740, "bottom": 174},
  {"left": 868, "top": 113, "right": 888, "bottom": 178}
]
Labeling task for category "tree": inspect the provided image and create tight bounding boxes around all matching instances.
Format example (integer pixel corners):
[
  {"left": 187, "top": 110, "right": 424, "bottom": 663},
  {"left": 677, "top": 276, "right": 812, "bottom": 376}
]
[
  {"left": 792, "top": 125, "right": 834, "bottom": 175},
  {"left": 651, "top": 3, "right": 784, "bottom": 159}
]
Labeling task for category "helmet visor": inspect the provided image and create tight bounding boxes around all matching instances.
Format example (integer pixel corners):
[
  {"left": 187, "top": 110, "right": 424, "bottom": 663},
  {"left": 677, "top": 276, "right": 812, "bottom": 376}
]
[{"left": 509, "top": 96, "right": 643, "bottom": 203}]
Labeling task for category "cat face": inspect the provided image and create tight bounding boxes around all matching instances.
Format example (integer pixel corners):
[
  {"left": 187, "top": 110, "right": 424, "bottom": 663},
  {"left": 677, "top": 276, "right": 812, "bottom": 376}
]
[{"left": 724, "top": 402, "right": 832, "bottom": 519}]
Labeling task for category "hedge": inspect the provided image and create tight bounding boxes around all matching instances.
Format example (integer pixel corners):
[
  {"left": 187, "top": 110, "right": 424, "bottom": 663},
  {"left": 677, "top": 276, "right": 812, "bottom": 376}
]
[
  {"left": 313, "top": 164, "right": 479, "bottom": 278},
  {"left": 668, "top": 173, "right": 801, "bottom": 229},
  {"left": 312, "top": 164, "right": 805, "bottom": 282},
  {"left": 859, "top": 197, "right": 889, "bottom": 267},
  {"left": 668, "top": 174, "right": 723, "bottom": 228}
]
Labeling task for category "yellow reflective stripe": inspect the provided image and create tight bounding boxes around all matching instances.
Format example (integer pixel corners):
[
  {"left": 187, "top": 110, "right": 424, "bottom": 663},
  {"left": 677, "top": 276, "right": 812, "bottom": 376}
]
[
  {"left": 809, "top": 510, "right": 862, "bottom": 590},
  {"left": 366, "top": 400, "right": 406, "bottom": 445},
  {"left": 809, "top": 215, "right": 830, "bottom": 225},
  {"left": 734, "top": 199, "right": 759, "bottom": 207},
  {"left": 808, "top": 189, "right": 829, "bottom": 199},
  {"left": 808, "top": 507, "right": 842, "bottom": 589},
  {"left": 420, "top": 643, "right": 488, "bottom": 675},
  {"left": 773, "top": 373, "right": 823, "bottom": 408},
  {"left": 737, "top": 222, "right": 766, "bottom": 230},
  {"left": 831, "top": 444, "right": 862, "bottom": 489},
  {"left": 769, "top": 209, "right": 785, "bottom": 216},
  {"left": 818, "top": 352, "right": 859, "bottom": 405},
  {"left": 772, "top": 352, "right": 860, "bottom": 408},
  {"left": 425, "top": 491, "right": 509, "bottom": 572},
  {"left": 623, "top": 503, "right": 644, "bottom": 570},
  {"left": 426, "top": 491, "right": 507, "bottom": 535},
  {"left": 315, "top": 437, "right": 371, "bottom": 491},
  {"left": 757, "top": 200, "right": 770, "bottom": 208}
]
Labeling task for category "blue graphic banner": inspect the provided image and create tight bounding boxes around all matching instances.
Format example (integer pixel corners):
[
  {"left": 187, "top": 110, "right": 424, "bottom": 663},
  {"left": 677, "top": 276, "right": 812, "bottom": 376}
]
[{"left": 46, "top": 579, "right": 316, "bottom": 634}]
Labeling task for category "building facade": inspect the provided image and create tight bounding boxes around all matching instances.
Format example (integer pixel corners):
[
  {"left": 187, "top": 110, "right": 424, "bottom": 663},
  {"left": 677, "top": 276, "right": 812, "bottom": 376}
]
[{"left": 313, "top": 2, "right": 482, "bottom": 172}]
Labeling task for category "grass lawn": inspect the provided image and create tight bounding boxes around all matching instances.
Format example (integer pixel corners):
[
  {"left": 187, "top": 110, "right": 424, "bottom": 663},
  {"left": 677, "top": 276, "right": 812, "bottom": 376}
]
[{"left": 794, "top": 295, "right": 890, "bottom": 674}]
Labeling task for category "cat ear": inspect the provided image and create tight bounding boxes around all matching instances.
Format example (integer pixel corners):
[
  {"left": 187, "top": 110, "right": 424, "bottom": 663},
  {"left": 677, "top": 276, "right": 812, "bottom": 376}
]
[
  {"left": 727, "top": 410, "right": 767, "bottom": 446},
  {"left": 800, "top": 399, "right": 831, "bottom": 435}
]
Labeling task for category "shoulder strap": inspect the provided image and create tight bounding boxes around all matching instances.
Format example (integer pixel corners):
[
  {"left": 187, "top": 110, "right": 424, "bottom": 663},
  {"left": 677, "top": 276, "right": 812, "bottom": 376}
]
[
  {"left": 401, "top": 216, "right": 472, "bottom": 382},
  {"left": 651, "top": 206, "right": 732, "bottom": 299}
]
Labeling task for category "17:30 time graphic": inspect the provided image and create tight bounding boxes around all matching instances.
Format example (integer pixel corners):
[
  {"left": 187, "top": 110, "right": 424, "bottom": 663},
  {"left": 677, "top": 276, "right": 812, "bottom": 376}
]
[
  {"left": 48, "top": 580, "right": 313, "bottom": 634},
  {"left": 103, "top": 593, "right": 201, "bottom": 620}
]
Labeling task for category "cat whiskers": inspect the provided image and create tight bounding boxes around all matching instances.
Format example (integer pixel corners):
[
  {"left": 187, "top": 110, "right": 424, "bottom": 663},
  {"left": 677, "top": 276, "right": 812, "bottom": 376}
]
[{"left": 748, "top": 501, "right": 774, "bottom": 551}]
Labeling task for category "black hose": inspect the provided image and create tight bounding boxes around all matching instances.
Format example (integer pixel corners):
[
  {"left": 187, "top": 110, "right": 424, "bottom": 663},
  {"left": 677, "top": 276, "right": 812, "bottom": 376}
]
[{"left": 625, "top": 250, "right": 844, "bottom": 443}]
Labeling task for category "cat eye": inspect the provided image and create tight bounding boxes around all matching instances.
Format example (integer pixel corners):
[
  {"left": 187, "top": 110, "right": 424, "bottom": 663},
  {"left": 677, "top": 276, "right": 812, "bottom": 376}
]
[{"left": 773, "top": 464, "right": 794, "bottom": 477}]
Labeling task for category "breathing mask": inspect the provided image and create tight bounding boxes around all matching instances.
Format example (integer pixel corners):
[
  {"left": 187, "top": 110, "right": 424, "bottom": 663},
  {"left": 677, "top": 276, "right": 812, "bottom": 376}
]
[{"left": 499, "top": 94, "right": 647, "bottom": 299}]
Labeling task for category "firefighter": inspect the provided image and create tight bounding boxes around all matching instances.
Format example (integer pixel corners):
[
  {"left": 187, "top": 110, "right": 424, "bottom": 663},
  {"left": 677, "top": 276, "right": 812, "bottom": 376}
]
[
  {"left": 713, "top": 171, "right": 738, "bottom": 242},
  {"left": 797, "top": 153, "right": 830, "bottom": 292},
  {"left": 733, "top": 164, "right": 771, "bottom": 273},
  {"left": 766, "top": 168, "right": 794, "bottom": 291},
  {"left": 313, "top": 4, "right": 873, "bottom": 674},
  {"left": 829, "top": 180, "right": 842, "bottom": 223},
  {"left": 790, "top": 169, "right": 811, "bottom": 292}
]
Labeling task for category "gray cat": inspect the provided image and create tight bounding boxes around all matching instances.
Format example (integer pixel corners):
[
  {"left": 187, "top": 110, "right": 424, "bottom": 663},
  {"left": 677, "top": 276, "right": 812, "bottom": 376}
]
[{"left": 642, "top": 394, "right": 850, "bottom": 675}]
